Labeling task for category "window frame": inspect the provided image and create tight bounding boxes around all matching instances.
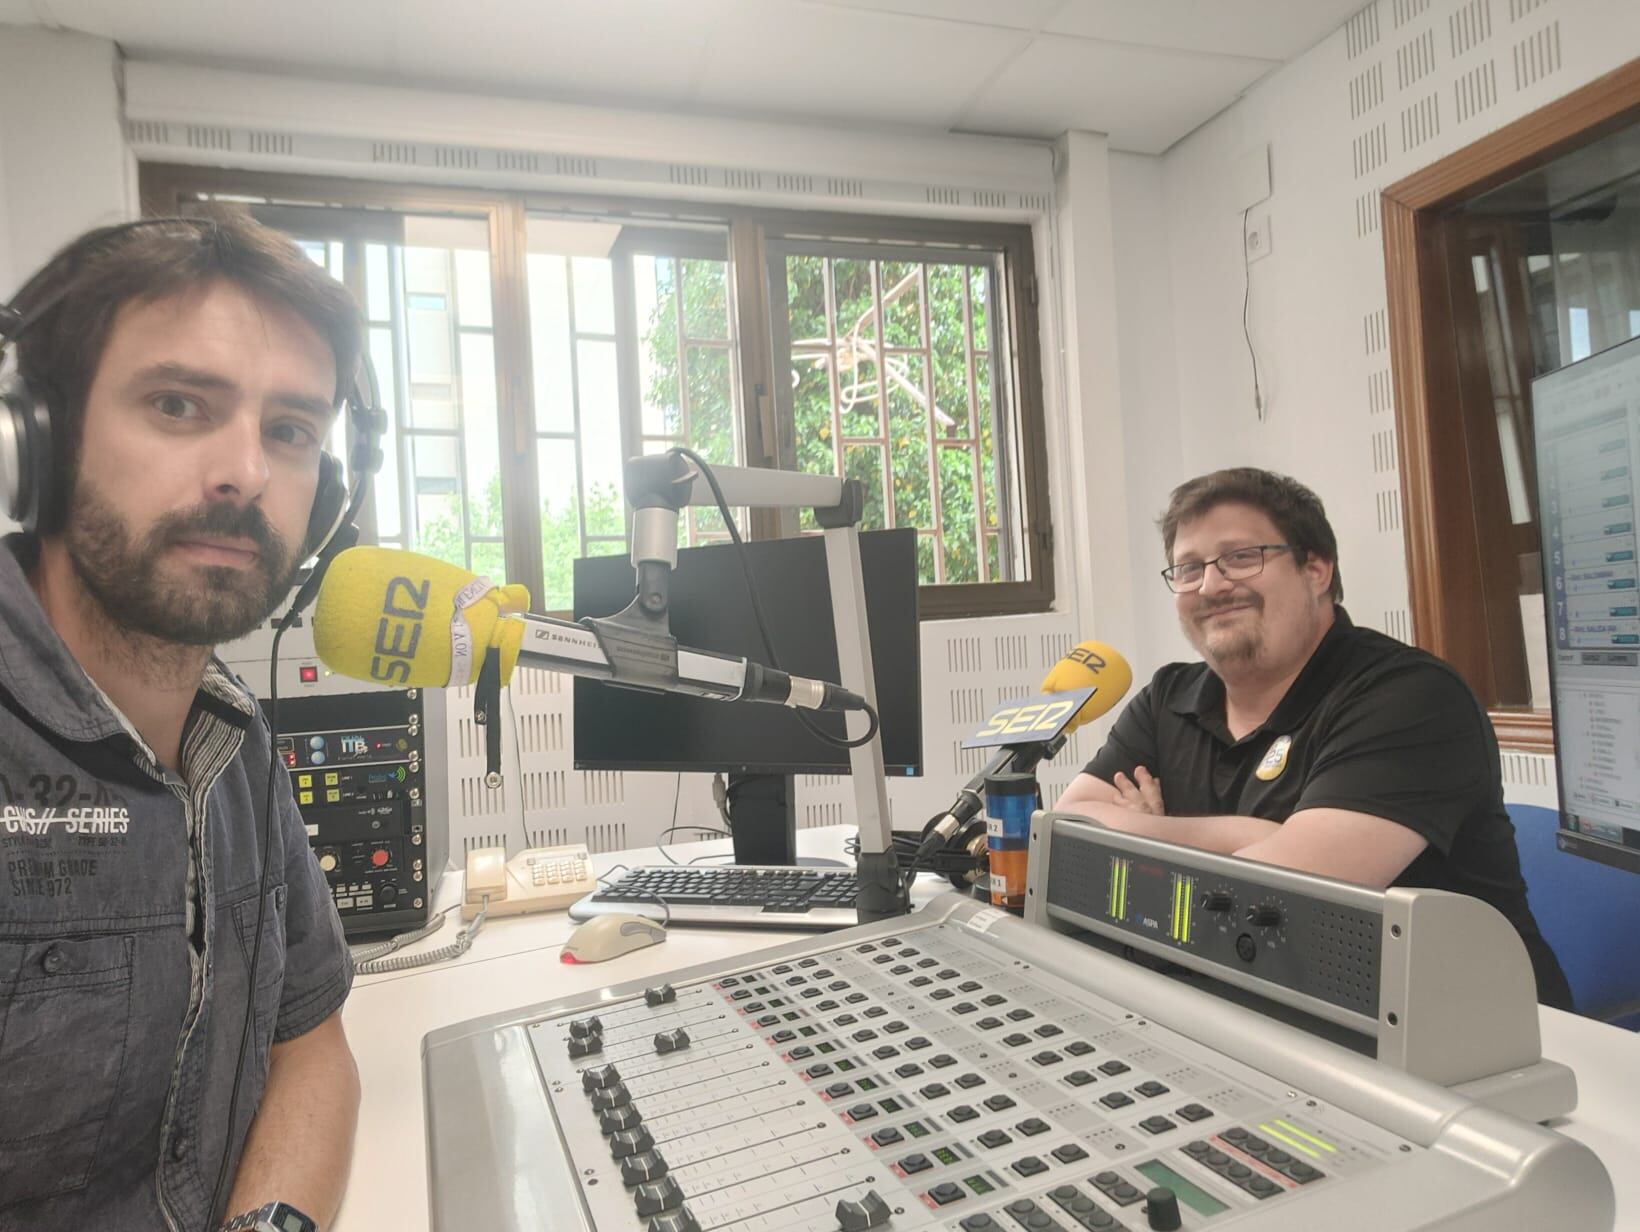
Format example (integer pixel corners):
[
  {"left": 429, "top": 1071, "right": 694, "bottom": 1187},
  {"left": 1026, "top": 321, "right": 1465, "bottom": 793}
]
[
  {"left": 1381, "top": 58, "right": 1640, "bottom": 753},
  {"left": 140, "top": 163, "right": 1053, "bottom": 621}
]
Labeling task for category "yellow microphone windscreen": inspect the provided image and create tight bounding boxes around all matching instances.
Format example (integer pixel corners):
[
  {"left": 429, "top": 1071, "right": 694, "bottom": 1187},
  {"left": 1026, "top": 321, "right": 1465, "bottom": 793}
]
[
  {"left": 1039, "top": 640, "right": 1133, "bottom": 736},
  {"left": 313, "top": 546, "right": 531, "bottom": 688}
]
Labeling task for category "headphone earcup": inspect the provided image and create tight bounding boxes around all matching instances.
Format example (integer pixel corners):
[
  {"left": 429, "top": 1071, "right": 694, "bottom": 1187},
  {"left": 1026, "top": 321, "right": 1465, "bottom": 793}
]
[
  {"left": 0, "top": 368, "right": 52, "bottom": 533},
  {"left": 950, "top": 817, "right": 990, "bottom": 890},
  {"left": 303, "top": 451, "right": 347, "bottom": 561}
]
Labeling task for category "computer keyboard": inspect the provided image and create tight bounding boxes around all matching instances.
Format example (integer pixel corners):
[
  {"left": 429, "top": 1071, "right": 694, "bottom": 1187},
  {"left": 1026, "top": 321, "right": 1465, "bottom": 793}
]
[{"left": 567, "top": 864, "right": 860, "bottom": 930}]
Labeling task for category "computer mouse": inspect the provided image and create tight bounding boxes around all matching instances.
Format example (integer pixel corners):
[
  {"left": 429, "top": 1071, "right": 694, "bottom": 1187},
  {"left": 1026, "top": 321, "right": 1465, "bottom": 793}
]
[{"left": 561, "top": 913, "right": 667, "bottom": 964}]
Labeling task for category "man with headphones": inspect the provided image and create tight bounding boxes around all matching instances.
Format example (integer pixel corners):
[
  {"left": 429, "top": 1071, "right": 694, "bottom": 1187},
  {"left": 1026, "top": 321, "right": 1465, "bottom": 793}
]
[{"left": 0, "top": 215, "right": 368, "bottom": 1231}]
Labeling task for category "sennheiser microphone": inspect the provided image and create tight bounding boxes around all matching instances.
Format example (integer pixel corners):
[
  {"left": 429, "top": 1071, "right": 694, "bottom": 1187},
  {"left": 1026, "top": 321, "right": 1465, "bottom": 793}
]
[
  {"left": 917, "top": 640, "right": 1133, "bottom": 860},
  {"left": 312, "top": 546, "right": 869, "bottom": 714}
]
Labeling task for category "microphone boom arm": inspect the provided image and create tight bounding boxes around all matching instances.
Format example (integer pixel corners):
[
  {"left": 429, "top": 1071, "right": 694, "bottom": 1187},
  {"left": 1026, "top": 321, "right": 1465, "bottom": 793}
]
[{"left": 622, "top": 452, "right": 905, "bottom": 922}]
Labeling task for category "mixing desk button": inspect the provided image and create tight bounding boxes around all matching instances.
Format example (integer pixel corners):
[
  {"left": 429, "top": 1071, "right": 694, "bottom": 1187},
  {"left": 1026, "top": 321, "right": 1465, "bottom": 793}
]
[
  {"left": 977, "top": 1018, "right": 1005, "bottom": 1031},
  {"left": 979, "top": 1129, "right": 1014, "bottom": 1149},
  {"left": 895, "top": 1063, "right": 924, "bottom": 1078},
  {"left": 872, "top": 955, "right": 894, "bottom": 965},
  {"left": 1222, "top": 1128, "right": 1248, "bottom": 1143},
  {"left": 646, "top": 1205, "right": 701, "bottom": 1232},
  {"left": 856, "top": 944, "right": 877, "bottom": 954},
  {"left": 1052, "top": 1143, "right": 1090, "bottom": 1164},
  {"left": 1135, "top": 1082, "right": 1170, "bottom": 1098},
  {"left": 634, "top": 1176, "right": 685, "bottom": 1216},
  {"left": 872, "top": 1046, "right": 900, "bottom": 1061},
  {"left": 1065, "top": 1041, "right": 1095, "bottom": 1057},
  {"left": 917, "top": 957, "right": 940, "bottom": 969},
  {"left": 644, "top": 984, "right": 677, "bottom": 1007},
  {"left": 871, "top": 1127, "right": 904, "bottom": 1146},
  {"left": 582, "top": 1065, "right": 622, "bottom": 1091},
  {"left": 955, "top": 1073, "right": 986, "bottom": 1089},
  {"left": 949, "top": 1105, "right": 980, "bottom": 1123},
  {"left": 799, "top": 958, "right": 820, "bottom": 968},
  {"left": 910, "top": 976, "right": 933, "bottom": 988},
  {"left": 958, "top": 980, "right": 983, "bottom": 992},
  {"left": 1012, "top": 1156, "right": 1050, "bottom": 1178},
  {"left": 1002, "top": 1033, "right": 1032, "bottom": 1047},
  {"left": 773, "top": 964, "right": 794, "bottom": 974},
  {"left": 568, "top": 1034, "right": 604, "bottom": 1058},
  {"left": 899, "top": 1152, "right": 933, "bottom": 1174},
  {"left": 960, "top": 1216, "right": 1000, "bottom": 1230},
  {"left": 1225, "top": 1164, "right": 1252, "bottom": 1180},
  {"left": 865, "top": 1006, "right": 890, "bottom": 1020},
  {"left": 1066, "top": 1071, "right": 1096, "bottom": 1087},
  {"left": 1032, "top": 1051, "right": 1064, "bottom": 1067},
  {"left": 620, "top": 1150, "right": 668, "bottom": 1185},
  {"left": 756, "top": 1014, "right": 780, "bottom": 1027},
  {"left": 982, "top": 995, "right": 1007, "bottom": 1007},
  {"left": 730, "top": 989, "right": 752, "bottom": 1001},
  {"left": 930, "top": 1182, "right": 967, "bottom": 1205},
  {"left": 1007, "top": 1008, "right": 1036, "bottom": 1022},
  {"left": 1244, "top": 1176, "right": 1279, "bottom": 1199},
  {"left": 881, "top": 938, "right": 903, "bottom": 946},
  {"left": 897, "top": 947, "right": 919, "bottom": 957},
  {"left": 1098, "top": 1062, "right": 1131, "bottom": 1077},
  {"left": 653, "top": 1028, "right": 691, "bottom": 1054},
  {"left": 954, "top": 1003, "right": 979, "bottom": 1015},
  {"left": 919, "top": 1083, "right": 951, "bottom": 1099},
  {"left": 847, "top": 1103, "right": 879, "bottom": 1121},
  {"left": 890, "top": 965, "right": 913, "bottom": 975},
  {"left": 835, "top": 1188, "right": 893, "bottom": 1230},
  {"left": 827, "top": 1083, "right": 854, "bottom": 1098},
  {"left": 1100, "top": 1093, "right": 1135, "bottom": 1110},
  {"left": 817, "top": 1000, "right": 841, "bottom": 1011},
  {"left": 847, "top": 992, "right": 870, "bottom": 1004},
  {"left": 1241, "top": 1134, "right": 1270, "bottom": 1154},
  {"left": 984, "top": 1095, "right": 1018, "bottom": 1112},
  {"left": 789, "top": 1046, "right": 815, "bottom": 1060},
  {"left": 1143, "top": 1187, "right": 1182, "bottom": 1231},
  {"left": 1110, "top": 1183, "right": 1142, "bottom": 1205},
  {"left": 1265, "top": 1149, "right": 1290, "bottom": 1164},
  {"left": 836, "top": 1014, "right": 859, "bottom": 1026},
  {"left": 1285, "top": 1161, "right": 1322, "bottom": 1183},
  {"left": 930, "top": 989, "right": 955, "bottom": 1001},
  {"left": 1203, "top": 1151, "right": 1229, "bottom": 1167},
  {"left": 1175, "top": 1104, "right": 1212, "bottom": 1123},
  {"left": 853, "top": 1029, "right": 880, "bottom": 1043},
  {"left": 1034, "top": 1024, "right": 1064, "bottom": 1038},
  {"left": 829, "top": 980, "right": 850, "bottom": 991},
  {"left": 772, "top": 1029, "right": 797, "bottom": 1043},
  {"left": 610, "top": 1128, "right": 655, "bottom": 1159},
  {"left": 590, "top": 1084, "right": 632, "bottom": 1112},
  {"left": 600, "top": 1106, "right": 643, "bottom": 1134},
  {"left": 1018, "top": 1118, "right": 1050, "bottom": 1136},
  {"left": 1138, "top": 1117, "right": 1176, "bottom": 1135},
  {"left": 806, "top": 1064, "right": 834, "bottom": 1078},
  {"left": 928, "top": 1053, "right": 959, "bottom": 1069}
]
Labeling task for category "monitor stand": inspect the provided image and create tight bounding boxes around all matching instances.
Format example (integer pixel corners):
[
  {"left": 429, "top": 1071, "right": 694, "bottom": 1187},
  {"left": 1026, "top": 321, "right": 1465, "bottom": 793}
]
[{"left": 725, "top": 773, "right": 846, "bottom": 868}]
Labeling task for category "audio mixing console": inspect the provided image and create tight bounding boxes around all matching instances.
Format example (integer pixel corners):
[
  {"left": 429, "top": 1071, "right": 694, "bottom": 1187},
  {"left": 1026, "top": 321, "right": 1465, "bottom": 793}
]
[{"left": 423, "top": 814, "right": 1614, "bottom": 1232}]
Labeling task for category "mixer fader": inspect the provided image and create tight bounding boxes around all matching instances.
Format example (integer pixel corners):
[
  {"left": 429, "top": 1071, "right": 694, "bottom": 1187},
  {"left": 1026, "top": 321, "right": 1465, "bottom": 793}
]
[{"left": 425, "top": 816, "right": 1613, "bottom": 1231}]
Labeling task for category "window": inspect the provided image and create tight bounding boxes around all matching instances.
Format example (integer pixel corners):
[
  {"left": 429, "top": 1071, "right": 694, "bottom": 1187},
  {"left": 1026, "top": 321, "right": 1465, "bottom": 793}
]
[
  {"left": 1383, "top": 63, "right": 1640, "bottom": 750},
  {"left": 142, "top": 165, "right": 1051, "bottom": 619}
]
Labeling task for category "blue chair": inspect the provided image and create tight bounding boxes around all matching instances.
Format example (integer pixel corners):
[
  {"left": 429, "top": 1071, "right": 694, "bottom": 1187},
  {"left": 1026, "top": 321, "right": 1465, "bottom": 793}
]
[{"left": 1508, "top": 802, "right": 1640, "bottom": 1028}]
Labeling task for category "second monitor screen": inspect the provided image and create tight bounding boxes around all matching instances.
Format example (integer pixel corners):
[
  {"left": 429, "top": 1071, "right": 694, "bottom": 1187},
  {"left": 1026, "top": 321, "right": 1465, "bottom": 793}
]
[{"left": 572, "top": 527, "right": 922, "bottom": 776}]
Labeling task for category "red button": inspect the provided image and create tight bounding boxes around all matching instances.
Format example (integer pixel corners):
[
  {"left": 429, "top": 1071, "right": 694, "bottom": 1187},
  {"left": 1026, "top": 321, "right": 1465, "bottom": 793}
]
[
  {"left": 299, "top": 665, "right": 319, "bottom": 683},
  {"left": 370, "top": 850, "right": 389, "bottom": 867}
]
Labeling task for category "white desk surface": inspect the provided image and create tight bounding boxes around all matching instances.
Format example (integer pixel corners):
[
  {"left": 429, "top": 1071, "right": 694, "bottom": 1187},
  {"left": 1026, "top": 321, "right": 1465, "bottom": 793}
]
[{"left": 333, "top": 827, "right": 1640, "bottom": 1232}]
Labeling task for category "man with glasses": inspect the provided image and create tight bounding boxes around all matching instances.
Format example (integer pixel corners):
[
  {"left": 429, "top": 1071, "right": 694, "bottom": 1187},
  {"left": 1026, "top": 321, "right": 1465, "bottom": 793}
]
[{"left": 1054, "top": 467, "right": 1571, "bottom": 1007}]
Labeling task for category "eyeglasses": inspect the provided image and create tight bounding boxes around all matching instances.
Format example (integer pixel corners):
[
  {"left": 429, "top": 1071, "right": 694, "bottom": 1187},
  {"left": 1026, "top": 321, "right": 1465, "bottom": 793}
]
[{"left": 1161, "top": 544, "right": 1294, "bottom": 593}]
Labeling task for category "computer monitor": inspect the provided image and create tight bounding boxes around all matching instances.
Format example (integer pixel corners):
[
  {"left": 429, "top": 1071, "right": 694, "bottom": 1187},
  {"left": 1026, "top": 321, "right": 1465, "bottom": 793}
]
[
  {"left": 573, "top": 527, "right": 922, "bottom": 864},
  {"left": 1531, "top": 332, "right": 1640, "bottom": 874}
]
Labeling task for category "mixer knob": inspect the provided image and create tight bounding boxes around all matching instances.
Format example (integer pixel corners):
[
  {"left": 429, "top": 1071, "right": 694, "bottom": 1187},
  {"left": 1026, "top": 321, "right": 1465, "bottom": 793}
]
[
  {"left": 610, "top": 1127, "right": 655, "bottom": 1159},
  {"left": 600, "top": 1105, "right": 643, "bottom": 1134},
  {"left": 590, "top": 1083, "right": 632, "bottom": 1112},
  {"left": 568, "top": 1016, "right": 603, "bottom": 1039},
  {"left": 634, "top": 1175, "right": 686, "bottom": 1217},
  {"left": 1246, "top": 904, "right": 1283, "bottom": 929},
  {"left": 567, "top": 1033, "right": 604, "bottom": 1058},
  {"left": 582, "top": 1064, "right": 622, "bottom": 1091},
  {"left": 317, "top": 850, "right": 340, "bottom": 874},
  {"left": 647, "top": 1207, "right": 700, "bottom": 1232},
  {"left": 654, "top": 1027, "right": 691, "bottom": 1054},
  {"left": 1145, "top": 1186, "right": 1182, "bottom": 1230},
  {"left": 645, "top": 984, "right": 678, "bottom": 1007},
  {"left": 835, "top": 1188, "right": 893, "bottom": 1230},
  {"left": 620, "top": 1150, "right": 668, "bottom": 1185},
  {"left": 1200, "top": 891, "right": 1233, "bottom": 913}
]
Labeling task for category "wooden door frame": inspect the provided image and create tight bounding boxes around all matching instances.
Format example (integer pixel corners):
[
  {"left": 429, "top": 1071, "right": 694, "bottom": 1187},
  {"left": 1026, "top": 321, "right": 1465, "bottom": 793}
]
[{"left": 1382, "top": 56, "right": 1640, "bottom": 752}]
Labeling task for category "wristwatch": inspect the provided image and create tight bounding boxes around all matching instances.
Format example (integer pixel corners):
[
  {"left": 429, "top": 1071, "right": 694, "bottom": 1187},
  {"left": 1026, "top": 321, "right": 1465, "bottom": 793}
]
[{"left": 221, "top": 1201, "right": 319, "bottom": 1232}]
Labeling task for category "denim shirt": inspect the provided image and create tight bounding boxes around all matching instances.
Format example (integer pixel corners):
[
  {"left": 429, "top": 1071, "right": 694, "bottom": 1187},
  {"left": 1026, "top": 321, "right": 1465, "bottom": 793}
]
[{"left": 0, "top": 541, "right": 353, "bottom": 1231}]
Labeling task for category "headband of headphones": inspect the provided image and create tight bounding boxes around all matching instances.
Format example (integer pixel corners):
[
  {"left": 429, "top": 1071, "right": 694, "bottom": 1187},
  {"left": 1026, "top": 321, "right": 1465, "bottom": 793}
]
[{"left": 0, "top": 215, "right": 385, "bottom": 561}]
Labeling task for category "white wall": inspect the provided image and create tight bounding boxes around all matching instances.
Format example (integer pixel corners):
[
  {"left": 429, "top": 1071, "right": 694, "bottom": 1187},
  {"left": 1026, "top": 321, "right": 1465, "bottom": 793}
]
[
  {"left": 0, "top": 27, "right": 132, "bottom": 296},
  {"left": 1112, "top": 0, "right": 1640, "bottom": 796}
]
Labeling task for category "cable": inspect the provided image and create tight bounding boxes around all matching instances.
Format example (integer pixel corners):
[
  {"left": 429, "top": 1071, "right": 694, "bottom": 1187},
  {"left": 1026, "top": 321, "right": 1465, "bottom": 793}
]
[
  {"left": 354, "top": 901, "right": 488, "bottom": 975},
  {"left": 349, "top": 908, "right": 451, "bottom": 964},
  {"left": 502, "top": 683, "right": 530, "bottom": 854},
  {"left": 209, "top": 615, "right": 287, "bottom": 1227},
  {"left": 669, "top": 446, "right": 881, "bottom": 750},
  {"left": 1241, "top": 205, "right": 1266, "bottom": 422}
]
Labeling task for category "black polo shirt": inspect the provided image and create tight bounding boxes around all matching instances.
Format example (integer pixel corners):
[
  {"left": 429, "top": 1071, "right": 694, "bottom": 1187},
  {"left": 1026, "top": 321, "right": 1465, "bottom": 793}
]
[{"left": 1083, "top": 607, "right": 1571, "bottom": 1009}]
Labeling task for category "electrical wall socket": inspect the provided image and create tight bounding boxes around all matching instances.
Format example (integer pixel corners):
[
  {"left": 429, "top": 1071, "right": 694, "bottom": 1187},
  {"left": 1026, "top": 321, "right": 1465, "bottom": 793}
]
[{"left": 1245, "top": 210, "right": 1273, "bottom": 263}]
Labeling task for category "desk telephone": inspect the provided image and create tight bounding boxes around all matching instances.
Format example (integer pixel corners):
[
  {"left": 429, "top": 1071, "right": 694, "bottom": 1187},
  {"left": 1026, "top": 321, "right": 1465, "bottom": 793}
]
[{"left": 462, "top": 843, "right": 598, "bottom": 920}]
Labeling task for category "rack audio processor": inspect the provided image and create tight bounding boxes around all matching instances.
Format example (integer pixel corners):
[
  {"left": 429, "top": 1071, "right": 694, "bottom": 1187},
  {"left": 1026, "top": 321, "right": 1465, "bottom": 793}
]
[{"left": 423, "top": 813, "right": 1613, "bottom": 1231}]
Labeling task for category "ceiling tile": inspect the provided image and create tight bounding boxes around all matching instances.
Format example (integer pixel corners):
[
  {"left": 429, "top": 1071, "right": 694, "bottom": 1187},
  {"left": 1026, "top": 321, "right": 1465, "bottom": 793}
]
[
  {"left": 958, "top": 34, "right": 1274, "bottom": 153},
  {"left": 799, "top": 0, "right": 1068, "bottom": 32},
  {"left": 1044, "top": 0, "right": 1368, "bottom": 63},
  {"left": 692, "top": 0, "right": 1034, "bottom": 129}
]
